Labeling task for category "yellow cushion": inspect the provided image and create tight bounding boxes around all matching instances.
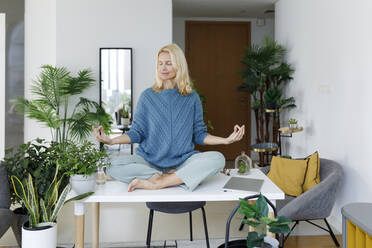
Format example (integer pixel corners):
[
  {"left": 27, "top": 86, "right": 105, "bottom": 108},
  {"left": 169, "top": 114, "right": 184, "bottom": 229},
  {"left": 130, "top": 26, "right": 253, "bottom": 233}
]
[
  {"left": 303, "top": 151, "right": 320, "bottom": 192},
  {"left": 267, "top": 156, "right": 309, "bottom": 197}
]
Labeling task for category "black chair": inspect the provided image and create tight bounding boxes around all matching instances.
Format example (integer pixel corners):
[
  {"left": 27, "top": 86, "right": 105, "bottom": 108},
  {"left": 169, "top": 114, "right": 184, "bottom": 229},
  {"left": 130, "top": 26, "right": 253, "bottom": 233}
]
[
  {"left": 219, "top": 194, "right": 283, "bottom": 248},
  {"left": 146, "top": 201, "right": 210, "bottom": 248}
]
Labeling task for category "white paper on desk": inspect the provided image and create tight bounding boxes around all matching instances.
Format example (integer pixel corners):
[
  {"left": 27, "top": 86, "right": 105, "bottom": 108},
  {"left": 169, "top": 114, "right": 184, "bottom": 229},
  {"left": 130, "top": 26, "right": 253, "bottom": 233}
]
[{"left": 223, "top": 177, "right": 264, "bottom": 192}]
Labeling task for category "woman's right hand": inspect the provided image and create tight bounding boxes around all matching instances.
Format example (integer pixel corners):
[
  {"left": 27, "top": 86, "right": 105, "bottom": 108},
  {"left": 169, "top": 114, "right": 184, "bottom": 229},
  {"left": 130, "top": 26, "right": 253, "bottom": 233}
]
[{"left": 92, "top": 125, "right": 113, "bottom": 145}]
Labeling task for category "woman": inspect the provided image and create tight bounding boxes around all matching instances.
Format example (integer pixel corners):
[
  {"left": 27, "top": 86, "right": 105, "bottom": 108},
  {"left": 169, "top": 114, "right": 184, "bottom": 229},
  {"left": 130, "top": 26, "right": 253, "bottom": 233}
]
[{"left": 93, "top": 43, "right": 245, "bottom": 192}]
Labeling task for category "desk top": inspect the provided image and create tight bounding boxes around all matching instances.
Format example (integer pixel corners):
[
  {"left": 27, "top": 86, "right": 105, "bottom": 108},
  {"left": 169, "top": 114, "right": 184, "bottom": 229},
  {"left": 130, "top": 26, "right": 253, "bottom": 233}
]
[{"left": 70, "top": 169, "right": 284, "bottom": 203}]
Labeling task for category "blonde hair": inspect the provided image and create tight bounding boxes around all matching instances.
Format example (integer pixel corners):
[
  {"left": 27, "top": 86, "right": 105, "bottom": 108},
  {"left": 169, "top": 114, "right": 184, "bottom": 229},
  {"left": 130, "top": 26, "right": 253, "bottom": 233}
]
[{"left": 153, "top": 43, "right": 193, "bottom": 96}]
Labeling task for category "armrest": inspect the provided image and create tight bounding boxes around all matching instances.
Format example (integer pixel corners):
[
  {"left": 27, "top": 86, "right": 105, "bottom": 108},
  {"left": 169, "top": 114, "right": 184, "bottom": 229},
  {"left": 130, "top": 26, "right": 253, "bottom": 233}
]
[{"left": 278, "top": 169, "right": 342, "bottom": 220}]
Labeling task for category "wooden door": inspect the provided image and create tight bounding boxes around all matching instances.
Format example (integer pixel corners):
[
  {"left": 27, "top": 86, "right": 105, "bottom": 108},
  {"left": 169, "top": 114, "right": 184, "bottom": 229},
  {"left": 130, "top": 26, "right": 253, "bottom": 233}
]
[{"left": 186, "top": 21, "right": 251, "bottom": 160}]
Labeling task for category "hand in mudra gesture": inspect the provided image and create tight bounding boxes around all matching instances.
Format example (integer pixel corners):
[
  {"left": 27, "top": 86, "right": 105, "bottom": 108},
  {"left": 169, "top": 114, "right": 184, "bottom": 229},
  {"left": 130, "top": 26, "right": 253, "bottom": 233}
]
[
  {"left": 225, "top": 125, "right": 245, "bottom": 144},
  {"left": 92, "top": 125, "right": 112, "bottom": 145}
]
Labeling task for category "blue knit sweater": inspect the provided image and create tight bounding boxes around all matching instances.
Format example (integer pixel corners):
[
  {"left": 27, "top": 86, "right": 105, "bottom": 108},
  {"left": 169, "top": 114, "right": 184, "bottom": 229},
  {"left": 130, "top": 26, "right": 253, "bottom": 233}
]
[{"left": 126, "top": 87, "right": 208, "bottom": 168}]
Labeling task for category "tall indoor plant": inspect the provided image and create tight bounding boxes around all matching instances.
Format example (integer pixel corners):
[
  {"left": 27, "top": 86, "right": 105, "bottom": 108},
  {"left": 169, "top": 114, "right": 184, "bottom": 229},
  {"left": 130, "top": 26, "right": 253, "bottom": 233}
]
[
  {"left": 238, "top": 37, "right": 296, "bottom": 164},
  {"left": 15, "top": 65, "right": 112, "bottom": 144}
]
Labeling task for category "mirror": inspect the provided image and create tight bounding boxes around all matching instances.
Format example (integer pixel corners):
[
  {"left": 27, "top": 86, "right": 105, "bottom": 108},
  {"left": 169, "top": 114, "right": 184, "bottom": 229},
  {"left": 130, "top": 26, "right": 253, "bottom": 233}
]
[{"left": 99, "top": 48, "right": 133, "bottom": 129}]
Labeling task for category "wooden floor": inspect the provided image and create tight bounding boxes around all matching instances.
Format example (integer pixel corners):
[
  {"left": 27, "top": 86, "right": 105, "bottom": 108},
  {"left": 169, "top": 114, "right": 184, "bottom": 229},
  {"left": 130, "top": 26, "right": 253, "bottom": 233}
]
[
  {"left": 0, "top": 235, "right": 343, "bottom": 248},
  {"left": 285, "top": 235, "right": 342, "bottom": 248}
]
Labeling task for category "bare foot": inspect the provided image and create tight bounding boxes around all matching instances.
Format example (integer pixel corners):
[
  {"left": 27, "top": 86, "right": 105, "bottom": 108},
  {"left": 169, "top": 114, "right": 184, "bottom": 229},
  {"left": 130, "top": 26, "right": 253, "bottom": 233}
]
[
  {"left": 168, "top": 169, "right": 176, "bottom": 174},
  {"left": 148, "top": 173, "right": 161, "bottom": 183},
  {"left": 128, "top": 178, "right": 157, "bottom": 192}
]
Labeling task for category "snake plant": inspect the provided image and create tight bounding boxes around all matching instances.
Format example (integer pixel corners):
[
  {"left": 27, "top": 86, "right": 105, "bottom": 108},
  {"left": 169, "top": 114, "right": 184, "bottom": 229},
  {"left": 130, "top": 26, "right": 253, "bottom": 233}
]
[{"left": 11, "top": 165, "right": 93, "bottom": 228}]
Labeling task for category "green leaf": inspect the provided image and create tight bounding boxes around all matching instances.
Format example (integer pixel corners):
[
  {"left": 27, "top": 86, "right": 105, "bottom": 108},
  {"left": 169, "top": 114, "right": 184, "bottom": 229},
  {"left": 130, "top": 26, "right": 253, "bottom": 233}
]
[
  {"left": 40, "top": 199, "right": 49, "bottom": 223},
  {"left": 246, "top": 232, "right": 265, "bottom": 248},
  {"left": 64, "top": 191, "right": 94, "bottom": 205},
  {"left": 254, "top": 194, "right": 269, "bottom": 217},
  {"left": 50, "top": 184, "right": 71, "bottom": 222}
]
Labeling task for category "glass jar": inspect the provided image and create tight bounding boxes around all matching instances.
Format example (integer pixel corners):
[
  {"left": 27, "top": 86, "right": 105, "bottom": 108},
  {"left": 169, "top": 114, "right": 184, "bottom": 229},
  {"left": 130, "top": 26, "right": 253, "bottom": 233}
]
[
  {"left": 96, "top": 166, "right": 106, "bottom": 185},
  {"left": 234, "top": 151, "right": 252, "bottom": 174}
]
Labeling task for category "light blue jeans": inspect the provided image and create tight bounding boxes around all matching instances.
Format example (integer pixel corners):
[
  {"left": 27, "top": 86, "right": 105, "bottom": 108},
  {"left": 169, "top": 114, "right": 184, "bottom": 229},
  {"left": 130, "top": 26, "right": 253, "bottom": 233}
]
[{"left": 107, "top": 151, "right": 226, "bottom": 191}]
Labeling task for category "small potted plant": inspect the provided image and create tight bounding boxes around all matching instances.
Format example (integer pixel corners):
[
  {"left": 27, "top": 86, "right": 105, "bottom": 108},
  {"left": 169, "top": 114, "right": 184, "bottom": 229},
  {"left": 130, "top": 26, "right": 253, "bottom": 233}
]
[
  {"left": 58, "top": 141, "right": 110, "bottom": 194},
  {"left": 288, "top": 118, "right": 298, "bottom": 129},
  {"left": 219, "top": 194, "right": 291, "bottom": 248},
  {"left": 11, "top": 166, "right": 92, "bottom": 248},
  {"left": 121, "top": 105, "right": 130, "bottom": 126}
]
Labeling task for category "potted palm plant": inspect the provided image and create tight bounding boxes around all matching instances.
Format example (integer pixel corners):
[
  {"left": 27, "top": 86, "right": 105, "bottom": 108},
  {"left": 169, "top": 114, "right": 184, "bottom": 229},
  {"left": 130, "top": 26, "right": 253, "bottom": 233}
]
[
  {"left": 58, "top": 141, "right": 110, "bottom": 194},
  {"left": 11, "top": 166, "right": 92, "bottom": 248},
  {"left": 219, "top": 194, "right": 291, "bottom": 248},
  {"left": 14, "top": 65, "right": 112, "bottom": 144}
]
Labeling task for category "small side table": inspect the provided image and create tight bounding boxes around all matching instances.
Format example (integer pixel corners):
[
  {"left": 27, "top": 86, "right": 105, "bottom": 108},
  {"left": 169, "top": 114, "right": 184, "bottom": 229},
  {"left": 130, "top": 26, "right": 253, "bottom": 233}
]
[
  {"left": 251, "top": 142, "right": 279, "bottom": 166},
  {"left": 342, "top": 203, "right": 372, "bottom": 248},
  {"left": 278, "top": 126, "right": 303, "bottom": 155}
]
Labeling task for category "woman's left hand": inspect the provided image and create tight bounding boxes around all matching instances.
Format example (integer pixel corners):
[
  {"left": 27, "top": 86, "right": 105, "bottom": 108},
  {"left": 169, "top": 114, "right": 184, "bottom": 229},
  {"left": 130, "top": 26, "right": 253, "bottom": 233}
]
[{"left": 225, "top": 125, "right": 245, "bottom": 145}]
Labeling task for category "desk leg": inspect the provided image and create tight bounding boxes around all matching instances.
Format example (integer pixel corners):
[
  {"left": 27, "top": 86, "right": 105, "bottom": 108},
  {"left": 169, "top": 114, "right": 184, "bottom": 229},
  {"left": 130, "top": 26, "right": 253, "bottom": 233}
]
[
  {"left": 74, "top": 202, "right": 85, "bottom": 248},
  {"left": 92, "top": 203, "right": 100, "bottom": 248},
  {"left": 267, "top": 200, "right": 276, "bottom": 238}
]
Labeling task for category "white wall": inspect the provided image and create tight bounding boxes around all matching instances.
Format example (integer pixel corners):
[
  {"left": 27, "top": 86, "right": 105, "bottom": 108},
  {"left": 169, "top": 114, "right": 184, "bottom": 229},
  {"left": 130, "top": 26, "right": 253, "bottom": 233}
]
[
  {"left": 173, "top": 17, "right": 275, "bottom": 158},
  {"left": 24, "top": 0, "right": 56, "bottom": 142},
  {"left": 0, "top": 14, "right": 5, "bottom": 159},
  {"left": 275, "top": 0, "right": 372, "bottom": 230}
]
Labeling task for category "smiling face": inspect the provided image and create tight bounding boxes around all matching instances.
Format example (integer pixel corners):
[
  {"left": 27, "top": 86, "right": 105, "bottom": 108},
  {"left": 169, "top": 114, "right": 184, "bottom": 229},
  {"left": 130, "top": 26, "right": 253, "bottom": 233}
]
[{"left": 157, "top": 52, "right": 176, "bottom": 81}]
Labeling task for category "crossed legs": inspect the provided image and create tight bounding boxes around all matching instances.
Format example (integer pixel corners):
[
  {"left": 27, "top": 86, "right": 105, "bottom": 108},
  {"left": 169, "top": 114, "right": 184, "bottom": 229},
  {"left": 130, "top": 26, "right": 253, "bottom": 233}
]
[{"left": 108, "top": 151, "right": 225, "bottom": 192}]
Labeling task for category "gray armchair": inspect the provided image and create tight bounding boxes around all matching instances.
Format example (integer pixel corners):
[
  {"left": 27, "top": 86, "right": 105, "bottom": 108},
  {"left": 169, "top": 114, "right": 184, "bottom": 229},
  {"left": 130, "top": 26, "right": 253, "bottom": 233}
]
[
  {"left": 240, "top": 158, "right": 343, "bottom": 247},
  {"left": 0, "top": 162, "right": 13, "bottom": 239}
]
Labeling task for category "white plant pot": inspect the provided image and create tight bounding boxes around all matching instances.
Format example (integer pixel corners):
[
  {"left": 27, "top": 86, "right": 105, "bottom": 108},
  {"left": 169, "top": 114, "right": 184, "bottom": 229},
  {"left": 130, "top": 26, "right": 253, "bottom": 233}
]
[
  {"left": 121, "top": 118, "right": 130, "bottom": 126},
  {"left": 70, "top": 174, "right": 96, "bottom": 194},
  {"left": 289, "top": 123, "right": 298, "bottom": 129},
  {"left": 22, "top": 222, "right": 57, "bottom": 248},
  {"left": 262, "top": 236, "right": 279, "bottom": 248}
]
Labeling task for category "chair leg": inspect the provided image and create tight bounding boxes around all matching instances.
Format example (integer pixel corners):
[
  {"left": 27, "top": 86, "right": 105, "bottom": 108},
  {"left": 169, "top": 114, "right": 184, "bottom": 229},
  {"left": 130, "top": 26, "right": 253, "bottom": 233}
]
[
  {"left": 324, "top": 218, "right": 340, "bottom": 247},
  {"left": 189, "top": 211, "right": 193, "bottom": 241},
  {"left": 146, "top": 209, "right": 154, "bottom": 248},
  {"left": 201, "top": 207, "right": 210, "bottom": 248},
  {"left": 238, "top": 216, "right": 248, "bottom": 231}
]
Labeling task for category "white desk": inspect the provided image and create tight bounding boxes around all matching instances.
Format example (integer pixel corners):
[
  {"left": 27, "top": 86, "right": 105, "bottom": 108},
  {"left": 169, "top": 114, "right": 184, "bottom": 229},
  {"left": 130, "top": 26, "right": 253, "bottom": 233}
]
[{"left": 71, "top": 169, "right": 284, "bottom": 248}]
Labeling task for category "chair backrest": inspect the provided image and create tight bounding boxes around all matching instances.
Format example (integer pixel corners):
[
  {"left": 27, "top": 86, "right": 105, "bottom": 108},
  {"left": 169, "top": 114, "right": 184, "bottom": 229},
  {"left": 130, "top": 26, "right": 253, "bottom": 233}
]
[
  {"left": 0, "top": 162, "right": 11, "bottom": 209},
  {"left": 319, "top": 158, "right": 343, "bottom": 185}
]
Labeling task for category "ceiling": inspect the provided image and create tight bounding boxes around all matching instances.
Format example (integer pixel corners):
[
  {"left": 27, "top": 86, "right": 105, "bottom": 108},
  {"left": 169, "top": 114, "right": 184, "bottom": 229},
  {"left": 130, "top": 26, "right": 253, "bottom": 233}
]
[{"left": 173, "top": 0, "right": 277, "bottom": 18}]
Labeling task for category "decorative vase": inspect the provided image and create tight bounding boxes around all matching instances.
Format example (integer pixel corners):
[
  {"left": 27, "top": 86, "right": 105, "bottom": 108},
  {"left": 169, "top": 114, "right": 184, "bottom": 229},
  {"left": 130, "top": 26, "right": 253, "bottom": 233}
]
[
  {"left": 70, "top": 174, "right": 96, "bottom": 194},
  {"left": 234, "top": 151, "right": 252, "bottom": 174},
  {"left": 22, "top": 222, "right": 57, "bottom": 248}
]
